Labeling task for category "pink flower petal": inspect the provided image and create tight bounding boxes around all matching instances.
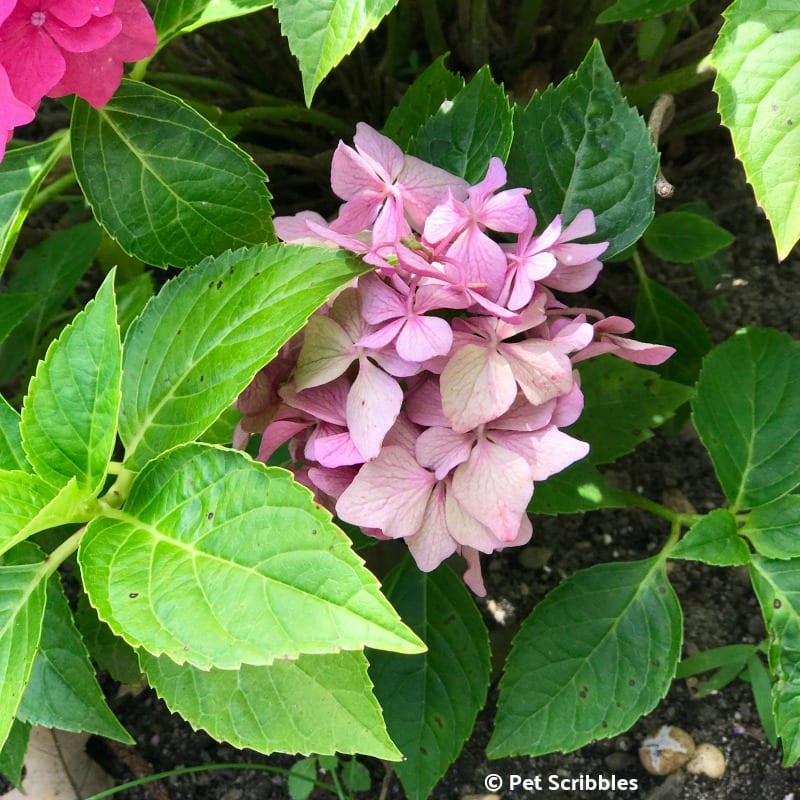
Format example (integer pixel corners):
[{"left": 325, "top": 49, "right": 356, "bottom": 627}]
[
  {"left": 280, "top": 379, "right": 349, "bottom": 426},
  {"left": 45, "top": 13, "right": 120, "bottom": 52},
  {"left": 405, "top": 483, "right": 458, "bottom": 571},
  {"left": 490, "top": 426, "right": 589, "bottom": 480},
  {"left": 294, "top": 315, "right": 355, "bottom": 390},
  {"left": 460, "top": 547, "right": 486, "bottom": 596},
  {"left": 257, "top": 418, "right": 311, "bottom": 462},
  {"left": 541, "top": 259, "right": 603, "bottom": 293},
  {"left": 395, "top": 314, "right": 453, "bottom": 362},
  {"left": 346, "top": 358, "right": 402, "bottom": 459},
  {"left": 398, "top": 155, "right": 469, "bottom": 230},
  {"left": 274, "top": 211, "right": 337, "bottom": 246},
  {"left": 440, "top": 343, "right": 517, "bottom": 432},
  {"left": 415, "top": 426, "right": 473, "bottom": 479},
  {"left": 479, "top": 187, "right": 531, "bottom": 233},
  {"left": 423, "top": 190, "right": 469, "bottom": 244},
  {"left": 330, "top": 139, "right": 384, "bottom": 202},
  {"left": 49, "top": 0, "right": 115, "bottom": 26},
  {"left": 500, "top": 340, "right": 575, "bottom": 406},
  {"left": 336, "top": 446, "right": 435, "bottom": 538},
  {"left": 352, "top": 122, "right": 404, "bottom": 183},
  {"left": 446, "top": 225, "right": 507, "bottom": 300},
  {"left": 405, "top": 376, "right": 449, "bottom": 428},
  {"left": 358, "top": 273, "right": 405, "bottom": 324},
  {"left": 305, "top": 425, "right": 364, "bottom": 468},
  {"left": 444, "top": 487, "right": 498, "bottom": 553}
]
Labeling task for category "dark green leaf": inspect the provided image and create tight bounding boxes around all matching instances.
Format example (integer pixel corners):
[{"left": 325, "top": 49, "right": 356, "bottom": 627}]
[
  {"left": 140, "top": 650, "right": 401, "bottom": 758},
  {"left": 676, "top": 644, "right": 757, "bottom": 678},
  {"left": 155, "top": 0, "right": 273, "bottom": 45},
  {"left": 0, "top": 718, "right": 30, "bottom": 787},
  {"left": 746, "top": 652, "right": 778, "bottom": 746},
  {"left": 643, "top": 211, "right": 734, "bottom": 263},
  {"left": 288, "top": 757, "right": 317, "bottom": 800},
  {"left": 80, "top": 444, "right": 423, "bottom": 670},
  {"left": 693, "top": 328, "right": 800, "bottom": 510},
  {"left": 670, "top": 509, "right": 750, "bottom": 566},
  {"left": 0, "top": 294, "right": 37, "bottom": 344},
  {"left": 17, "top": 578, "right": 132, "bottom": 743},
  {"left": 570, "top": 356, "right": 693, "bottom": 464},
  {"left": 383, "top": 56, "right": 464, "bottom": 149},
  {"left": 120, "top": 243, "right": 364, "bottom": 471},
  {"left": 635, "top": 277, "right": 712, "bottom": 385},
  {"left": 529, "top": 460, "right": 628, "bottom": 514},
  {"left": 409, "top": 66, "right": 512, "bottom": 183},
  {"left": 370, "top": 558, "right": 490, "bottom": 800},
  {"left": 507, "top": 40, "right": 658, "bottom": 258},
  {"left": 744, "top": 495, "right": 800, "bottom": 559},
  {"left": 341, "top": 758, "right": 371, "bottom": 792},
  {"left": 115, "top": 272, "right": 154, "bottom": 337},
  {"left": 0, "top": 397, "right": 27, "bottom": 472},
  {"left": 0, "top": 221, "right": 102, "bottom": 382},
  {"left": 489, "top": 557, "right": 681, "bottom": 757},
  {"left": 21, "top": 273, "right": 121, "bottom": 494},
  {"left": 598, "top": 0, "right": 693, "bottom": 23},
  {"left": 749, "top": 555, "right": 800, "bottom": 765},
  {"left": 71, "top": 81, "right": 274, "bottom": 268}
]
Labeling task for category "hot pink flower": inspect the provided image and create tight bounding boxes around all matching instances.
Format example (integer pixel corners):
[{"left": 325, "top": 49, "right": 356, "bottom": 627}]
[{"left": 0, "top": 63, "right": 35, "bottom": 158}]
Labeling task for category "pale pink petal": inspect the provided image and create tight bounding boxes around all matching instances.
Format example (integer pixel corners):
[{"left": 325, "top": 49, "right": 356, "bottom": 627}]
[
  {"left": 346, "top": 358, "right": 402, "bottom": 459},
  {"left": 330, "top": 139, "right": 384, "bottom": 201},
  {"left": 405, "top": 483, "right": 458, "bottom": 571},
  {"left": 490, "top": 394, "right": 556, "bottom": 432},
  {"left": 479, "top": 187, "right": 531, "bottom": 233},
  {"left": 541, "top": 259, "right": 603, "bottom": 293},
  {"left": 332, "top": 190, "right": 383, "bottom": 234},
  {"left": 352, "top": 122, "right": 404, "bottom": 183},
  {"left": 490, "top": 426, "right": 589, "bottom": 480},
  {"left": 446, "top": 226, "right": 507, "bottom": 300},
  {"left": 405, "top": 376, "right": 449, "bottom": 428},
  {"left": 470, "top": 157, "right": 507, "bottom": 201},
  {"left": 294, "top": 315, "right": 355, "bottom": 389},
  {"left": 307, "top": 464, "right": 359, "bottom": 501},
  {"left": 452, "top": 438, "right": 532, "bottom": 542},
  {"left": 257, "top": 418, "right": 311, "bottom": 462},
  {"left": 440, "top": 343, "right": 517, "bottom": 432},
  {"left": 398, "top": 155, "right": 469, "bottom": 230},
  {"left": 500, "top": 339, "right": 574, "bottom": 406},
  {"left": 559, "top": 208, "right": 598, "bottom": 241},
  {"left": 423, "top": 191, "right": 469, "bottom": 244},
  {"left": 356, "top": 317, "right": 404, "bottom": 350},
  {"left": 358, "top": 273, "right": 405, "bottom": 324},
  {"left": 371, "top": 346, "right": 419, "bottom": 377},
  {"left": 551, "top": 380, "right": 584, "bottom": 427},
  {"left": 415, "top": 426, "right": 473, "bottom": 479},
  {"left": 328, "top": 287, "right": 366, "bottom": 343},
  {"left": 382, "top": 412, "right": 422, "bottom": 453},
  {"left": 588, "top": 334, "right": 675, "bottom": 365},
  {"left": 444, "top": 488, "right": 498, "bottom": 552},
  {"left": 274, "top": 211, "right": 337, "bottom": 246},
  {"left": 395, "top": 314, "right": 453, "bottom": 362},
  {"left": 281, "top": 379, "right": 349, "bottom": 426},
  {"left": 460, "top": 547, "right": 486, "bottom": 596},
  {"left": 336, "top": 446, "right": 435, "bottom": 538},
  {"left": 305, "top": 425, "right": 364, "bottom": 468},
  {"left": 372, "top": 193, "right": 411, "bottom": 244}
]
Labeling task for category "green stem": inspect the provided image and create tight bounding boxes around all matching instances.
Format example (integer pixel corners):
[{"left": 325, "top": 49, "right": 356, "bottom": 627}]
[
  {"left": 330, "top": 764, "right": 348, "bottom": 800},
  {"left": 623, "top": 60, "right": 714, "bottom": 108},
  {"left": 127, "top": 56, "right": 152, "bottom": 82},
  {"left": 29, "top": 169, "right": 78, "bottom": 213},
  {"left": 417, "top": 0, "right": 448, "bottom": 58},
  {"left": 147, "top": 71, "right": 242, "bottom": 97},
  {"left": 620, "top": 490, "right": 699, "bottom": 528},
  {"left": 631, "top": 248, "right": 648, "bottom": 282},
  {"left": 43, "top": 527, "right": 85, "bottom": 579},
  {"left": 83, "top": 762, "right": 334, "bottom": 800},
  {"left": 226, "top": 105, "right": 353, "bottom": 138},
  {"left": 100, "top": 467, "right": 136, "bottom": 509}
]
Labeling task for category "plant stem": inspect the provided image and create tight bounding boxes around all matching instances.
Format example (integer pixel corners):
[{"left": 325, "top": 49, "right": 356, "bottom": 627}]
[
  {"left": 417, "top": 0, "right": 448, "bottom": 59},
  {"left": 330, "top": 764, "right": 348, "bottom": 800},
  {"left": 620, "top": 490, "right": 699, "bottom": 528},
  {"left": 43, "top": 527, "right": 85, "bottom": 579},
  {"left": 623, "top": 60, "right": 714, "bottom": 108},
  {"left": 147, "top": 71, "right": 243, "bottom": 97},
  {"left": 226, "top": 105, "right": 353, "bottom": 137},
  {"left": 100, "top": 467, "right": 136, "bottom": 509},
  {"left": 83, "top": 762, "right": 335, "bottom": 800}
]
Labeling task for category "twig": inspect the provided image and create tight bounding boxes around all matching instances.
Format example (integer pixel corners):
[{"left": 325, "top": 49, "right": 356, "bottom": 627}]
[{"left": 647, "top": 93, "right": 676, "bottom": 198}]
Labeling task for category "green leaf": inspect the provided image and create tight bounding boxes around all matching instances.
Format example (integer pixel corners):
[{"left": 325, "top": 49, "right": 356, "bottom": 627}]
[
  {"left": 635, "top": 276, "right": 712, "bottom": 386},
  {"left": 17, "top": 578, "right": 132, "bottom": 743},
  {"left": 140, "top": 650, "right": 401, "bottom": 759},
  {"left": 341, "top": 758, "right": 370, "bottom": 792},
  {"left": 409, "top": 66, "right": 513, "bottom": 183},
  {"left": 274, "top": 0, "right": 399, "bottom": 105},
  {"left": 0, "top": 222, "right": 103, "bottom": 382},
  {"left": 155, "top": 0, "right": 273, "bottom": 46},
  {"left": 120, "top": 243, "right": 364, "bottom": 471},
  {"left": 643, "top": 211, "right": 735, "bottom": 263},
  {"left": 75, "top": 595, "right": 143, "bottom": 686},
  {"left": 0, "top": 293, "right": 37, "bottom": 344},
  {"left": 507, "top": 40, "right": 658, "bottom": 258},
  {"left": 199, "top": 406, "right": 241, "bottom": 447},
  {"left": 70, "top": 81, "right": 274, "bottom": 268},
  {"left": 0, "top": 544, "right": 48, "bottom": 751},
  {"left": 749, "top": 555, "right": 800, "bottom": 765},
  {"left": 692, "top": 328, "right": 800, "bottom": 510},
  {"left": 0, "top": 718, "right": 30, "bottom": 788},
  {"left": 0, "top": 137, "right": 68, "bottom": 278},
  {"left": 488, "top": 557, "right": 681, "bottom": 757},
  {"left": 598, "top": 0, "right": 693, "bottom": 23},
  {"left": 528, "top": 460, "right": 627, "bottom": 515},
  {"left": 746, "top": 652, "right": 778, "bottom": 746},
  {"left": 670, "top": 509, "right": 750, "bottom": 566},
  {"left": 80, "top": 444, "right": 423, "bottom": 670},
  {"left": 0, "top": 397, "right": 27, "bottom": 472},
  {"left": 569, "top": 356, "right": 693, "bottom": 464},
  {"left": 288, "top": 757, "right": 317, "bottom": 800},
  {"left": 115, "top": 272, "right": 154, "bottom": 337},
  {"left": 383, "top": 56, "right": 464, "bottom": 149},
  {"left": 0, "top": 473, "right": 91, "bottom": 557},
  {"left": 744, "top": 495, "right": 800, "bottom": 559},
  {"left": 676, "top": 644, "right": 757, "bottom": 678},
  {"left": 21, "top": 272, "right": 121, "bottom": 494},
  {"left": 369, "top": 558, "right": 490, "bottom": 800},
  {"left": 711, "top": 0, "right": 800, "bottom": 260}
]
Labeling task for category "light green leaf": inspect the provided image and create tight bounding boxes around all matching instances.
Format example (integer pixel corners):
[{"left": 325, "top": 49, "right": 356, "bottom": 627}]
[
  {"left": 0, "top": 397, "right": 27, "bottom": 472},
  {"left": 488, "top": 557, "right": 681, "bottom": 757},
  {"left": 21, "top": 273, "right": 121, "bottom": 494},
  {"left": 746, "top": 652, "right": 778, "bottom": 747},
  {"left": 597, "top": 0, "right": 693, "bottom": 23},
  {"left": 744, "top": 496, "right": 800, "bottom": 559},
  {"left": 409, "top": 66, "right": 513, "bottom": 183},
  {"left": 0, "top": 136, "right": 68, "bottom": 278},
  {"left": 570, "top": 356, "right": 693, "bottom": 464},
  {"left": 199, "top": 406, "right": 241, "bottom": 447},
  {"left": 341, "top": 758, "right": 370, "bottom": 792},
  {"left": 0, "top": 222, "right": 103, "bottom": 383},
  {"left": 692, "top": 328, "right": 800, "bottom": 510},
  {"left": 288, "top": 757, "right": 317, "bottom": 800},
  {"left": 383, "top": 56, "right": 464, "bottom": 150},
  {"left": 0, "top": 718, "right": 31, "bottom": 788},
  {"left": 0, "top": 473, "right": 90, "bottom": 557},
  {"left": 711, "top": 0, "right": 800, "bottom": 260},
  {"left": 274, "top": 0, "right": 400, "bottom": 105},
  {"left": 140, "top": 649, "right": 401, "bottom": 759},
  {"left": 529, "top": 460, "right": 628, "bottom": 515},
  {"left": 0, "top": 293, "right": 37, "bottom": 344},
  {"left": 115, "top": 272, "right": 154, "bottom": 337},
  {"left": 635, "top": 276, "right": 712, "bottom": 386},
  {"left": 17, "top": 578, "right": 132, "bottom": 743},
  {"left": 507, "top": 40, "right": 658, "bottom": 258},
  {"left": 70, "top": 80, "right": 274, "bottom": 268},
  {"left": 369, "top": 558, "right": 490, "bottom": 800},
  {"left": 749, "top": 555, "right": 800, "bottom": 765},
  {"left": 155, "top": 0, "right": 273, "bottom": 46},
  {"left": 643, "top": 211, "right": 735, "bottom": 263},
  {"left": 670, "top": 509, "right": 750, "bottom": 566},
  {"left": 120, "top": 243, "right": 364, "bottom": 472},
  {"left": 0, "top": 544, "right": 48, "bottom": 752},
  {"left": 80, "top": 444, "right": 423, "bottom": 670},
  {"left": 676, "top": 643, "right": 758, "bottom": 678}
]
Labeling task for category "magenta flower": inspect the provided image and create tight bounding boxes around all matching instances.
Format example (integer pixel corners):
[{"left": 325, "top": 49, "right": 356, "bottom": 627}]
[{"left": 0, "top": 63, "right": 34, "bottom": 158}]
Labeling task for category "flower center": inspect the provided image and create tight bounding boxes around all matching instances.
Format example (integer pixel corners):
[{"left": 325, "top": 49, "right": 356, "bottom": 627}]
[{"left": 30, "top": 10, "right": 47, "bottom": 26}]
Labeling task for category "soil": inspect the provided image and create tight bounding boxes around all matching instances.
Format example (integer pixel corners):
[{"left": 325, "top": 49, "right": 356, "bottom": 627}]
[{"left": 3, "top": 6, "right": 800, "bottom": 800}]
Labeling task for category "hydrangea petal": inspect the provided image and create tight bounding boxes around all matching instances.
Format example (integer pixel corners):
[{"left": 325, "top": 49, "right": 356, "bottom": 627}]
[
  {"left": 415, "top": 426, "right": 473, "bottom": 479},
  {"left": 444, "top": 487, "right": 498, "bottom": 553},
  {"left": 295, "top": 315, "right": 355, "bottom": 390},
  {"left": 500, "top": 340, "right": 575, "bottom": 406},
  {"left": 346, "top": 358, "right": 403, "bottom": 459},
  {"left": 395, "top": 314, "right": 453, "bottom": 362},
  {"left": 490, "top": 426, "right": 589, "bottom": 481},
  {"left": 406, "top": 483, "right": 458, "bottom": 571}
]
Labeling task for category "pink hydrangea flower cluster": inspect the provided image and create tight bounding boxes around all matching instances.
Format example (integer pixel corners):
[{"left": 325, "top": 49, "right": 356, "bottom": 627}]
[
  {"left": 236, "top": 123, "right": 673, "bottom": 595},
  {"left": 0, "top": 0, "right": 156, "bottom": 159}
]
